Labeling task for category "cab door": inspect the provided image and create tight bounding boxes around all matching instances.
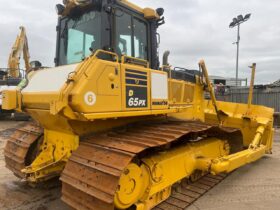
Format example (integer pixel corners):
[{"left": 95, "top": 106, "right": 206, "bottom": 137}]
[{"left": 114, "top": 7, "right": 150, "bottom": 111}]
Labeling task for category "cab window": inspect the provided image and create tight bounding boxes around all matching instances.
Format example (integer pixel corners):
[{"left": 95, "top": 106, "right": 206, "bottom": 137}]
[
  {"left": 59, "top": 11, "right": 101, "bottom": 65},
  {"left": 134, "top": 18, "right": 147, "bottom": 60},
  {"left": 115, "top": 11, "right": 132, "bottom": 57},
  {"left": 115, "top": 10, "right": 148, "bottom": 60}
]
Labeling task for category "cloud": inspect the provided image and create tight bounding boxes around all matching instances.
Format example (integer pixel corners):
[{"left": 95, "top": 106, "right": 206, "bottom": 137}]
[
  {"left": 0, "top": 0, "right": 58, "bottom": 68},
  {"left": 133, "top": 0, "right": 280, "bottom": 84},
  {"left": 0, "top": 0, "right": 279, "bottom": 84}
]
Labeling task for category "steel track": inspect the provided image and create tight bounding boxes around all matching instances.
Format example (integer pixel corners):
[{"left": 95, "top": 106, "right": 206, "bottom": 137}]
[
  {"left": 60, "top": 120, "right": 235, "bottom": 210},
  {"left": 153, "top": 173, "right": 227, "bottom": 210},
  {"left": 4, "top": 122, "right": 43, "bottom": 178}
]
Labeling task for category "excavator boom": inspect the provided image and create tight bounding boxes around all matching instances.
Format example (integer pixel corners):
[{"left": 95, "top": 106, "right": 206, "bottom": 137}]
[{"left": 7, "top": 26, "right": 31, "bottom": 78}]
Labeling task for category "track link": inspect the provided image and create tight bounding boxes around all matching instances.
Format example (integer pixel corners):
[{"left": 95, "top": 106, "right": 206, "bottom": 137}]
[
  {"left": 153, "top": 173, "right": 227, "bottom": 210},
  {"left": 4, "top": 122, "right": 43, "bottom": 178},
  {"left": 61, "top": 120, "right": 235, "bottom": 210}
]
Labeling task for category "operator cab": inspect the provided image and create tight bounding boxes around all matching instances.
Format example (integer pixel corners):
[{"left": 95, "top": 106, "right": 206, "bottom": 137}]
[{"left": 55, "top": 0, "right": 164, "bottom": 70}]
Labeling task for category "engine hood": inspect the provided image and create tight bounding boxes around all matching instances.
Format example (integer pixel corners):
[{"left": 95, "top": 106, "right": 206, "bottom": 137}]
[
  {"left": 22, "top": 64, "right": 78, "bottom": 93},
  {"left": 21, "top": 64, "right": 79, "bottom": 110}
]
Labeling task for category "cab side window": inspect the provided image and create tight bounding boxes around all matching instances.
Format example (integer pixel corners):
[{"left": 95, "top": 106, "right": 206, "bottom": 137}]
[
  {"left": 134, "top": 18, "right": 147, "bottom": 60},
  {"left": 115, "top": 10, "right": 148, "bottom": 60},
  {"left": 115, "top": 11, "right": 132, "bottom": 57}
]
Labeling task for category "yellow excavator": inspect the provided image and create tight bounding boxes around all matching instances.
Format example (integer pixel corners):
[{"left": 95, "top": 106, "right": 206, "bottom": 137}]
[
  {"left": 2, "top": 1, "right": 274, "bottom": 210},
  {"left": 7, "top": 26, "right": 31, "bottom": 78},
  {"left": 0, "top": 26, "right": 31, "bottom": 118}
]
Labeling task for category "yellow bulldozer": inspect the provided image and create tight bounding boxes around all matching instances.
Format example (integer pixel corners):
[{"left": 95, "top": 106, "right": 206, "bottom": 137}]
[{"left": 2, "top": 0, "right": 274, "bottom": 210}]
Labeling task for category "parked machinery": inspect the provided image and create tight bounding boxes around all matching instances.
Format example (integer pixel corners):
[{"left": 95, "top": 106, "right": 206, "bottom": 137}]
[
  {"left": 0, "top": 26, "right": 30, "bottom": 118},
  {"left": 2, "top": 1, "right": 274, "bottom": 209}
]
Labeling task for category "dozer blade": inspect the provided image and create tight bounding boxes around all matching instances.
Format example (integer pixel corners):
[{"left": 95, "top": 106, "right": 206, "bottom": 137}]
[
  {"left": 4, "top": 122, "right": 43, "bottom": 178},
  {"left": 60, "top": 120, "right": 237, "bottom": 210}
]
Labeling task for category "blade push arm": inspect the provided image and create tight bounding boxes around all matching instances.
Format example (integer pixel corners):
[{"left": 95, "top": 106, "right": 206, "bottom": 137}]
[{"left": 199, "top": 60, "right": 222, "bottom": 122}]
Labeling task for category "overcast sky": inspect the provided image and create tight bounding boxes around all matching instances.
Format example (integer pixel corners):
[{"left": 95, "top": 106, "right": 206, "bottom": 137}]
[{"left": 0, "top": 0, "right": 279, "bottom": 84}]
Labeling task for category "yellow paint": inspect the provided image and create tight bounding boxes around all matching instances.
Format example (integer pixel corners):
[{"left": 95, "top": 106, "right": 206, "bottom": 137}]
[
  {"left": 2, "top": 89, "right": 19, "bottom": 110},
  {"left": 2, "top": 50, "right": 274, "bottom": 210},
  {"left": 204, "top": 100, "right": 274, "bottom": 153},
  {"left": 22, "top": 129, "right": 79, "bottom": 182},
  {"left": 210, "top": 125, "right": 267, "bottom": 174},
  {"left": 3, "top": 50, "right": 203, "bottom": 122},
  {"left": 247, "top": 63, "right": 256, "bottom": 112},
  {"left": 115, "top": 138, "right": 229, "bottom": 209},
  {"left": 143, "top": 8, "right": 160, "bottom": 20},
  {"left": 0, "top": 0, "right": 275, "bottom": 208},
  {"left": 62, "top": 0, "right": 159, "bottom": 20},
  {"left": 114, "top": 164, "right": 149, "bottom": 209},
  {"left": 211, "top": 145, "right": 266, "bottom": 175},
  {"left": 120, "top": 1, "right": 159, "bottom": 19},
  {"left": 8, "top": 26, "right": 30, "bottom": 78},
  {"left": 199, "top": 60, "right": 221, "bottom": 122}
]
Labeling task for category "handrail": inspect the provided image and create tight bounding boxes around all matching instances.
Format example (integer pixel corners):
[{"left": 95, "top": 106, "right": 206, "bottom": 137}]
[
  {"left": 92, "top": 49, "right": 119, "bottom": 62},
  {"left": 121, "top": 55, "right": 149, "bottom": 68}
]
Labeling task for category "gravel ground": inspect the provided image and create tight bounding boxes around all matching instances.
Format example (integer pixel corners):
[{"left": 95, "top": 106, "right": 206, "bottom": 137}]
[{"left": 0, "top": 121, "right": 279, "bottom": 210}]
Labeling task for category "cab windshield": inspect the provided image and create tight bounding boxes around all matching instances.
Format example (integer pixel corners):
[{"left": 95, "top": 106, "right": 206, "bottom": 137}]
[{"left": 58, "top": 11, "right": 101, "bottom": 65}]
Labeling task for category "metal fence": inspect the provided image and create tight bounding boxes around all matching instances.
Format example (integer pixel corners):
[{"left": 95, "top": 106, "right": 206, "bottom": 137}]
[
  {"left": 215, "top": 87, "right": 280, "bottom": 127},
  {"left": 216, "top": 87, "right": 280, "bottom": 112}
]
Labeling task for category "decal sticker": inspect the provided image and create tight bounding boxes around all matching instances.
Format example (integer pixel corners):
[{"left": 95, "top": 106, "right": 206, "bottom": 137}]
[
  {"left": 84, "top": 91, "right": 96, "bottom": 106},
  {"left": 152, "top": 101, "right": 168, "bottom": 106},
  {"left": 126, "top": 86, "right": 148, "bottom": 108}
]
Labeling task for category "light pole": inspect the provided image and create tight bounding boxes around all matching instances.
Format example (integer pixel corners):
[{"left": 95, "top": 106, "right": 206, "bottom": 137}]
[{"left": 229, "top": 14, "right": 251, "bottom": 86}]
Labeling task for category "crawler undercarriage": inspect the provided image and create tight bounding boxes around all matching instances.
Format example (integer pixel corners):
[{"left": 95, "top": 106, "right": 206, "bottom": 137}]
[{"left": 4, "top": 120, "right": 249, "bottom": 209}]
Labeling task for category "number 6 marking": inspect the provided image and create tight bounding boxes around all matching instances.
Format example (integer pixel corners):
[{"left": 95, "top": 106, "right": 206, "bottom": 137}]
[{"left": 84, "top": 91, "right": 96, "bottom": 106}]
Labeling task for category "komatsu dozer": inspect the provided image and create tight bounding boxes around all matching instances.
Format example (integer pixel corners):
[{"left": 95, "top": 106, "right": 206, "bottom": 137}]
[{"left": 2, "top": 1, "right": 274, "bottom": 210}]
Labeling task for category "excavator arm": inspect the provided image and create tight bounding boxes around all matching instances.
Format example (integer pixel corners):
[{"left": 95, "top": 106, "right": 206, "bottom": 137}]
[{"left": 7, "top": 26, "right": 31, "bottom": 78}]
